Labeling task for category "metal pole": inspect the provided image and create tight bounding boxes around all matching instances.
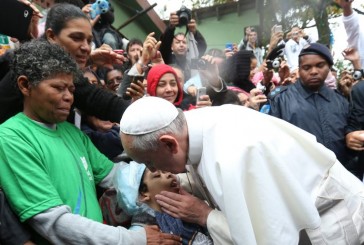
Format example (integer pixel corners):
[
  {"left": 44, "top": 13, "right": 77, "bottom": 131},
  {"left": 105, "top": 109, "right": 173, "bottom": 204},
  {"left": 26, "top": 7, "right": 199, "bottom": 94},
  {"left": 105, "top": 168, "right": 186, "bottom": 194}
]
[{"left": 116, "top": 3, "right": 157, "bottom": 31}]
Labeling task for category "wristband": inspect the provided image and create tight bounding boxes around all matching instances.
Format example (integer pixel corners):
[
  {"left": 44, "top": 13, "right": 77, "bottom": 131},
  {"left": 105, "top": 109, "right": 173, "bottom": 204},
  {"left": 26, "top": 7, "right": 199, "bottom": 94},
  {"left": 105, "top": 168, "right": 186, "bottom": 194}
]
[{"left": 137, "top": 60, "right": 149, "bottom": 72}]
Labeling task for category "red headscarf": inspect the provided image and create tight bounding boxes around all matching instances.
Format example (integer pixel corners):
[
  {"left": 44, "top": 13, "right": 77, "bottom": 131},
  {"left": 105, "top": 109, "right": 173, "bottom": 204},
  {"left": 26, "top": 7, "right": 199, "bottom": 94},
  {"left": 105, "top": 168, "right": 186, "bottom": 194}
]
[{"left": 147, "top": 64, "right": 183, "bottom": 106}]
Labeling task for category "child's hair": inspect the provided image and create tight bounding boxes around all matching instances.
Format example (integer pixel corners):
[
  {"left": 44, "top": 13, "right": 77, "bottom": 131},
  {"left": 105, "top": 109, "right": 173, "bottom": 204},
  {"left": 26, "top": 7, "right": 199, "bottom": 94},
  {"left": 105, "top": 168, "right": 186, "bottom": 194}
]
[{"left": 138, "top": 170, "right": 148, "bottom": 195}]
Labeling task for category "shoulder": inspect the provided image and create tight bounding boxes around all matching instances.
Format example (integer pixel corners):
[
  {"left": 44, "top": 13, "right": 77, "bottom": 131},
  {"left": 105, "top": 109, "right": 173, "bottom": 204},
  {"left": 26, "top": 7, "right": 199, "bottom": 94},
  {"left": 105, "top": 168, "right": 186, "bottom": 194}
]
[
  {"left": 58, "top": 121, "right": 85, "bottom": 136},
  {"left": 332, "top": 89, "right": 349, "bottom": 102},
  {"left": 0, "top": 114, "right": 25, "bottom": 132},
  {"left": 352, "top": 81, "right": 364, "bottom": 91},
  {"left": 268, "top": 86, "right": 289, "bottom": 100}
]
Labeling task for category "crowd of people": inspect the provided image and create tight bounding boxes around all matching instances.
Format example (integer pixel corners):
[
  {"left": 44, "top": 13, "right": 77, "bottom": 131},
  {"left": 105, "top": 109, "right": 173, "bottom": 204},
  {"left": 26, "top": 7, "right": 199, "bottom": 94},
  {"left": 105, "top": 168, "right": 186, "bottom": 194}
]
[{"left": 0, "top": 0, "right": 364, "bottom": 244}]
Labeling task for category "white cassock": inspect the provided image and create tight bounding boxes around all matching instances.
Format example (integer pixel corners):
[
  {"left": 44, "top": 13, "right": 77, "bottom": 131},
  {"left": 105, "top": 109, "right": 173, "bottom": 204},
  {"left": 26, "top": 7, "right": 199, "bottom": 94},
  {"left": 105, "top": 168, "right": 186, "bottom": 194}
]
[{"left": 184, "top": 105, "right": 364, "bottom": 245}]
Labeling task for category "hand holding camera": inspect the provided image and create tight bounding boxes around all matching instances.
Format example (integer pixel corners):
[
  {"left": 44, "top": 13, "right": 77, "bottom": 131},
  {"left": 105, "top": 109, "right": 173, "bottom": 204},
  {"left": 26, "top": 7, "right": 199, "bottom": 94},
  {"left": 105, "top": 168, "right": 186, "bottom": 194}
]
[
  {"left": 266, "top": 43, "right": 285, "bottom": 70},
  {"left": 169, "top": 12, "right": 180, "bottom": 28},
  {"left": 196, "top": 87, "right": 212, "bottom": 108},
  {"left": 169, "top": 6, "right": 193, "bottom": 29},
  {"left": 248, "top": 88, "right": 267, "bottom": 111}
]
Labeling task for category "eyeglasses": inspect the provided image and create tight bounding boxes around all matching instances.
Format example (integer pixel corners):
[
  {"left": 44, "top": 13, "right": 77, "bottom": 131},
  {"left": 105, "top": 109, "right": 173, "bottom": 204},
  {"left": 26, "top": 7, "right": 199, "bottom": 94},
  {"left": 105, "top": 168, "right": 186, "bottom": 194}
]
[{"left": 106, "top": 76, "right": 122, "bottom": 85}]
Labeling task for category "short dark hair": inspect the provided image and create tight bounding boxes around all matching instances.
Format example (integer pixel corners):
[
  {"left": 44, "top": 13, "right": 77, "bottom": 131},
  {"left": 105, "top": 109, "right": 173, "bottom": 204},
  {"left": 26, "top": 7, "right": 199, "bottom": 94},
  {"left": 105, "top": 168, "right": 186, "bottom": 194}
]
[
  {"left": 54, "top": 0, "right": 85, "bottom": 8},
  {"left": 126, "top": 38, "right": 143, "bottom": 53},
  {"left": 45, "top": 3, "right": 89, "bottom": 37},
  {"left": 12, "top": 40, "right": 79, "bottom": 87}
]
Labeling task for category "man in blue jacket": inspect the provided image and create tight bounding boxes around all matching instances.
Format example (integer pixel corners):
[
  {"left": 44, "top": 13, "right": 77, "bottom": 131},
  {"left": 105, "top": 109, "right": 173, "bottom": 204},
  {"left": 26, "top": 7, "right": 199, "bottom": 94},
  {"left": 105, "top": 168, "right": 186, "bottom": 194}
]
[{"left": 265, "top": 43, "right": 358, "bottom": 178}]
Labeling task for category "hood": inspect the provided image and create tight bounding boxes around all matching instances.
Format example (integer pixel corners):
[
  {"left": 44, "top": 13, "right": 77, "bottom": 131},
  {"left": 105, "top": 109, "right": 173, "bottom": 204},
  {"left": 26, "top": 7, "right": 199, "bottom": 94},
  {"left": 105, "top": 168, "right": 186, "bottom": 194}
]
[{"left": 147, "top": 64, "right": 183, "bottom": 106}]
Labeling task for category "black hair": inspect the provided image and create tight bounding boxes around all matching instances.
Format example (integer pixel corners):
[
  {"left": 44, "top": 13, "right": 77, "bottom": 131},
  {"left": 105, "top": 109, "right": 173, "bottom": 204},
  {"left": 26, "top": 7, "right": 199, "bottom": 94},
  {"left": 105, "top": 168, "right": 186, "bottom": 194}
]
[
  {"left": 138, "top": 170, "right": 148, "bottom": 195},
  {"left": 54, "top": 0, "right": 85, "bottom": 8},
  {"left": 12, "top": 40, "right": 79, "bottom": 87},
  {"left": 126, "top": 38, "right": 143, "bottom": 53},
  {"left": 103, "top": 66, "right": 123, "bottom": 83},
  {"left": 174, "top": 32, "right": 186, "bottom": 38},
  {"left": 45, "top": 3, "right": 89, "bottom": 37},
  {"left": 211, "top": 90, "right": 242, "bottom": 106},
  {"left": 83, "top": 67, "right": 102, "bottom": 85},
  {"left": 220, "top": 50, "right": 256, "bottom": 92}
]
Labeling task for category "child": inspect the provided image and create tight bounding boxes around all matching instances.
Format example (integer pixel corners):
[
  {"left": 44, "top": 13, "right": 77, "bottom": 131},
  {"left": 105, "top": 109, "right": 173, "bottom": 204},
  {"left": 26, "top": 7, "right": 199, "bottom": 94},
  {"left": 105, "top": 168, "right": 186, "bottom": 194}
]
[{"left": 115, "top": 161, "right": 213, "bottom": 245}]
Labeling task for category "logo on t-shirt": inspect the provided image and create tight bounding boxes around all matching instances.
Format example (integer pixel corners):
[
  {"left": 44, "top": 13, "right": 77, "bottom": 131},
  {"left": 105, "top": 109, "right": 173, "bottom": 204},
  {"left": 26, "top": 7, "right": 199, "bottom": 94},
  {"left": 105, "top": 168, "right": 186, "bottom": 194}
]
[{"left": 80, "top": 157, "right": 94, "bottom": 181}]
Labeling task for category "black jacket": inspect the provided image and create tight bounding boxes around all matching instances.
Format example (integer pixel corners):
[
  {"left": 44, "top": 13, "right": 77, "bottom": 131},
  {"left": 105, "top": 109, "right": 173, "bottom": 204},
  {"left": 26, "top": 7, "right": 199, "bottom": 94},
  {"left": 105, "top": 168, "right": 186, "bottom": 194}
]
[
  {"left": 347, "top": 80, "right": 364, "bottom": 134},
  {"left": 0, "top": 50, "right": 130, "bottom": 124}
]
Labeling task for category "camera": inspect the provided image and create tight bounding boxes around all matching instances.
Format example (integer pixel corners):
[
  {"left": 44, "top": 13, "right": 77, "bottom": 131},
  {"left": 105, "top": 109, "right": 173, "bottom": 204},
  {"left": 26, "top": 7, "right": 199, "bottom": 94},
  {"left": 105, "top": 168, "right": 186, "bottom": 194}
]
[
  {"left": 266, "top": 58, "right": 281, "bottom": 70},
  {"left": 176, "top": 6, "right": 192, "bottom": 27},
  {"left": 352, "top": 69, "right": 364, "bottom": 80},
  {"left": 191, "top": 59, "right": 209, "bottom": 70},
  {"left": 273, "top": 25, "right": 282, "bottom": 34}
]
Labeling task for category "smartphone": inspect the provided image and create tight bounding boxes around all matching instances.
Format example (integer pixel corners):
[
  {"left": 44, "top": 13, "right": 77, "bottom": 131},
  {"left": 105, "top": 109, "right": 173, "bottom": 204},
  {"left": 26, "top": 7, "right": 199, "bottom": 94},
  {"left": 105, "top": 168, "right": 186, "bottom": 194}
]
[
  {"left": 225, "top": 43, "right": 233, "bottom": 51},
  {"left": 1, "top": 0, "right": 34, "bottom": 41},
  {"left": 131, "top": 75, "right": 144, "bottom": 84},
  {"left": 196, "top": 87, "right": 207, "bottom": 103},
  {"left": 114, "top": 49, "right": 124, "bottom": 55},
  {"left": 114, "top": 49, "right": 128, "bottom": 57},
  {"left": 274, "top": 25, "right": 283, "bottom": 34}
]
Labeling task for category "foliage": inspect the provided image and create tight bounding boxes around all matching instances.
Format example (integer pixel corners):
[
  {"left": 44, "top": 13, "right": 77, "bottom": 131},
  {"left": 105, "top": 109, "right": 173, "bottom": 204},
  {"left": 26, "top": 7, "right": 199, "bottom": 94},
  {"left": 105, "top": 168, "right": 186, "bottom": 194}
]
[
  {"left": 189, "top": 0, "right": 363, "bottom": 48},
  {"left": 191, "top": 0, "right": 236, "bottom": 9}
]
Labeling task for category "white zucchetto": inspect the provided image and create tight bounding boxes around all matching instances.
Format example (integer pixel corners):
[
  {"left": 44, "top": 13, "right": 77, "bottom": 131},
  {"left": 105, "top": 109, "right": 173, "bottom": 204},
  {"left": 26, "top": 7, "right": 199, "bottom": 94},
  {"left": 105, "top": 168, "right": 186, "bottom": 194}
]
[{"left": 120, "top": 97, "right": 178, "bottom": 135}]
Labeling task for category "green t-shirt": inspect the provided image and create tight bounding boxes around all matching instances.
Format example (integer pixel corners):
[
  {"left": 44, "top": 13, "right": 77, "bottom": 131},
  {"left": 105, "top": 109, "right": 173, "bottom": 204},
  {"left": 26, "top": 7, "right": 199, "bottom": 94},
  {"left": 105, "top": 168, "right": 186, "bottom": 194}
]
[{"left": 0, "top": 113, "right": 114, "bottom": 222}]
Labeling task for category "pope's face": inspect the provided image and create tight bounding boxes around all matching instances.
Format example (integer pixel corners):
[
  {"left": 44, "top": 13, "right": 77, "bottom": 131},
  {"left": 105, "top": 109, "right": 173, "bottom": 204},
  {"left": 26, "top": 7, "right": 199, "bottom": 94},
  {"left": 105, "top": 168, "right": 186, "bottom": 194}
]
[{"left": 121, "top": 133, "right": 188, "bottom": 174}]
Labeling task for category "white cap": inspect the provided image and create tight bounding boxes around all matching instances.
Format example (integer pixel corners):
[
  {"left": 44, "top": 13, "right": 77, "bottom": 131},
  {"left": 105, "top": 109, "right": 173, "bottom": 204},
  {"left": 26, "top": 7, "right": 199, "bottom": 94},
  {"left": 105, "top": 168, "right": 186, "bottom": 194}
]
[{"left": 120, "top": 97, "right": 179, "bottom": 135}]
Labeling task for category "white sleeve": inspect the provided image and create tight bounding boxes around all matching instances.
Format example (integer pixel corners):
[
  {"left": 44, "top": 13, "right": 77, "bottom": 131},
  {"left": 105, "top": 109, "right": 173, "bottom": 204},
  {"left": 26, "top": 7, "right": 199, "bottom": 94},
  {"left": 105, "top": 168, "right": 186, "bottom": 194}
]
[
  {"left": 206, "top": 210, "right": 233, "bottom": 245},
  {"left": 28, "top": 205, "right": 146, "bottom": 245},
  {"left": 284, "top": 42, "right": 297, "bottom": 71},
  {"left": 343, "top": 12, "right": 361, "bottom": 49},
  {"left": 127, "top": 63, "right": 144, "bottom": 76},
  {"left": 343, "top": 11, "right": 364, "bottom": 68}
]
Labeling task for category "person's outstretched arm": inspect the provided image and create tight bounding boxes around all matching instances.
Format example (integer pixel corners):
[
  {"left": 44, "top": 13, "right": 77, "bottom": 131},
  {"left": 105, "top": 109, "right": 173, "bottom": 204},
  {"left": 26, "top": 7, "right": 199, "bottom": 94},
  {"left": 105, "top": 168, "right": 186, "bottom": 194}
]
[{"left": 74, "top": 77, "right": 130, "bottom": 122}]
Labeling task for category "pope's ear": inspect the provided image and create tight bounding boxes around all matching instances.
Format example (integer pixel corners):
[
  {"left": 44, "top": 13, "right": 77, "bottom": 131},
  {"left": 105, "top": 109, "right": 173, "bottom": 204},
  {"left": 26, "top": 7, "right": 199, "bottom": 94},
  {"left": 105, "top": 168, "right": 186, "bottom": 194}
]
[
  {"left": 159, "top": 135, "right": 178, "bottom": 154},
  {"left": 17, "top": 75, "right": 31, "bottom": 96}
]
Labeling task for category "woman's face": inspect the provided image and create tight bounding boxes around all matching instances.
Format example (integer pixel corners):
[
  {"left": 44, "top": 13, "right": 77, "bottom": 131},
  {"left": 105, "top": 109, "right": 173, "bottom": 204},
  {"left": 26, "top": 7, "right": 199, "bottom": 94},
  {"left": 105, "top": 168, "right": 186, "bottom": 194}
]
[
  {"left": 155, "top": 73, "right": 179, "bottom": 104},
  {"left": 83, "top": 71, "right": 98, "bottom": 85},
  {"left": 47, "top": 18, "right": 93, "bottom": 69},
  {"left": 106, "top": 69, "right": 123, "bottom": 92},
  {"left": 22, "top": 74, "right": 75, "bottom": 124}
]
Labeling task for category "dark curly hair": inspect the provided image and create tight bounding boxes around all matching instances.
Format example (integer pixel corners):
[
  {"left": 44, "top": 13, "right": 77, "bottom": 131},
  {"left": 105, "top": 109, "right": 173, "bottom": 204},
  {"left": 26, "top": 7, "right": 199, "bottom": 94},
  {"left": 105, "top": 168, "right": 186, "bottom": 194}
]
[{"left": 12, "top": 40, "right": 80, "bottom": 87}]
